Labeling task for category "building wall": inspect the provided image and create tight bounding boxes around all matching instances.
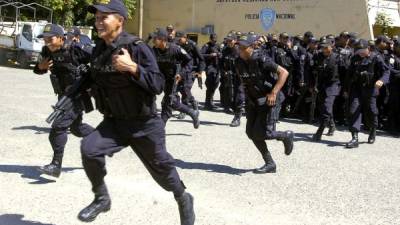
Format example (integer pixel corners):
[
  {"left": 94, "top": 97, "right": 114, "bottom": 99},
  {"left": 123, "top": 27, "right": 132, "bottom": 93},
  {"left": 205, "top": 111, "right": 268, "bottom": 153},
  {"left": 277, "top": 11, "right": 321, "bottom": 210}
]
[{"left": 126, "top": 0, "right": 372, "bottom": 44}]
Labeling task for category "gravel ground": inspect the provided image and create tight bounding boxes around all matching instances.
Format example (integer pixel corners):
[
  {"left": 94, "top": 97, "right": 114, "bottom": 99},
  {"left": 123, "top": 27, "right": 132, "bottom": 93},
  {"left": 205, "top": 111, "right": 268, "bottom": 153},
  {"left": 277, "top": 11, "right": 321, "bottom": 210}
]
[{"left": 0, "top": 65, "right": 399, "bottom": 225}]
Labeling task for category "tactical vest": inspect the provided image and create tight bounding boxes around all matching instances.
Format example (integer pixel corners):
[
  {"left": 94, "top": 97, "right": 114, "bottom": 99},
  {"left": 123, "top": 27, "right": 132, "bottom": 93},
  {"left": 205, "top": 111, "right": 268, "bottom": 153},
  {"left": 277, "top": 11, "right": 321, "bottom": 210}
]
[
  {"left": 353, "top": 55, "right": 377, "bottom": 88},
  {"left": 276, "top": 47, "right": 293, "bottom": 69},
  {"left": 48, "top": 47, "right": 80, "bottom": 94},
  {"left": 153, "top": 45, "right": 178, "bottom": 80},
  {"left": 91, "top": 32, "right": 157, "bottom": 119}
]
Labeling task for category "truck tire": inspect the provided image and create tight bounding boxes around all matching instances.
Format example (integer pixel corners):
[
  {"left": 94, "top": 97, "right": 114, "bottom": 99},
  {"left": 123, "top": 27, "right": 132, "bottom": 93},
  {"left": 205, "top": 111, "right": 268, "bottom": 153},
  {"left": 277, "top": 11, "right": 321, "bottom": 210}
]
[
  {"left": 0, "top": 49, "right": 6, "bottom": 64},
  {"left": 17, "top": 51, "right": 30, "bottom": 69}
]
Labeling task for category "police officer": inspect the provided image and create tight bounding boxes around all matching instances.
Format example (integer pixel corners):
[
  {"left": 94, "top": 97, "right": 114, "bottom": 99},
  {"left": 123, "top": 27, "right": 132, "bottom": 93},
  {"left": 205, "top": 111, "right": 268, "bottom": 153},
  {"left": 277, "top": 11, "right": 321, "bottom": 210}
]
[
  {"left": 152, "top": 29, "right": 200, "bottom": 128},
  {"left": 311, "top": 38, "right": 341, "bottom": 141},
  {"left": 78, "top": 1, "right": 195, "bottom": 224},
  {"left": 220, "top": 33, "right": 245, "bottom": 126},
  {"left": 275, "top": 32, "right": 305, "bottom": 117},
  {"left": 333, "top": 31, "right": 353, "bottom": 126},
  {"left": 345, "top": 39, "right": 390, "bottom": 148},
  {"left": 235, "top": 34, "right": 294, "bottom": 174},
  {"left": 175, "top": 31, "right": 206, "bottom": 118},
  {"left": 387, "top": 39, "right": 400, "bottom": 135},
  {"left": 201, "top": 33, "right": 221, "bottom": 110},
  {"left": 34, "top": 24, "right": 94, "bottom": 178},
  {"left": 66, "top": 26, "right": 93, "bottom": 53},
  {"left": 166, "top": 24, "right": 176, "bottom": 43}
]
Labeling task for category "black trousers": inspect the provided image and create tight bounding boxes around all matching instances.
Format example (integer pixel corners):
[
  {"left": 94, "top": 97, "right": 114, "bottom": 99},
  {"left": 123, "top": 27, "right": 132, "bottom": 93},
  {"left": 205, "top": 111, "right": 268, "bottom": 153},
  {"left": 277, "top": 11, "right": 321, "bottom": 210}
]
[
  {"left": 348, "top": 89, "right": 379, "bottom": 133},
  {"left": 80, "top": 117, "right": 185, "bottom": 196},
  {"left": 50, "top": 103, "right": 94, "bottom": 157}
]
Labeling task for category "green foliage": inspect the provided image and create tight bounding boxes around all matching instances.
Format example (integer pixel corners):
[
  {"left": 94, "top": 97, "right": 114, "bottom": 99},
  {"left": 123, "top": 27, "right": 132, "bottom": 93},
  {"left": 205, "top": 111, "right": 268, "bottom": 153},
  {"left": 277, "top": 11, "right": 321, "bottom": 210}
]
[
  {"left": 375, "top": 12, "right": 393, "bottom": 35},
  {"left": 18, "top": 0, "right": 136, "bottom": 26}
]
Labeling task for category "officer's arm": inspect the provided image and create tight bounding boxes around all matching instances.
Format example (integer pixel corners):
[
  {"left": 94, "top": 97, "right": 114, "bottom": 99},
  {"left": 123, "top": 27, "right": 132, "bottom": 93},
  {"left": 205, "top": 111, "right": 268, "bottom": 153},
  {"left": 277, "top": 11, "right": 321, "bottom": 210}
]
[
  {"left": 377, "top": 56, "right": 390, "bottom": 85},
  {"left": 273, "top": 66, "right": 289, "bottom": 95},
  {"left": 177, "top": 47, "right": 193, "bottom": 78},
  {"left": 73, "top": 45, "right": 91, "bottom": 65},
  {"left": 129, "top": 43, "right": 165, "bottom": 95},
  {"left": 33, "top": 47, "right": 50, "bottom": 75},
  {"left": 193, "top": 44, "right": 206, "bottom": 72}
]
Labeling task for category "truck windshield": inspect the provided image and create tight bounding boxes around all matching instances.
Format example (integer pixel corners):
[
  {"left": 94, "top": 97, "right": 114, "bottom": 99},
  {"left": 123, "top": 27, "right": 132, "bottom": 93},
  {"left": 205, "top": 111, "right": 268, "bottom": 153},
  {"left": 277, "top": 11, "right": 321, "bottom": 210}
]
[{"left": 34, "top": 24, "right": 46, "bottom": 38}]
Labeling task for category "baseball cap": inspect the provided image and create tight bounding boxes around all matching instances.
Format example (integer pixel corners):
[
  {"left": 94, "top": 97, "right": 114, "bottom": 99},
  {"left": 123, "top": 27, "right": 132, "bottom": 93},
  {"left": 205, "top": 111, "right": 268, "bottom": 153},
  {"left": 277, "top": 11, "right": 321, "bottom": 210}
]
[
  {"left": 88, "top": 0, "right": 128, "bottom": 19},
  {"left": 37, "top": 24, "right": 64, "bottom": 38}
]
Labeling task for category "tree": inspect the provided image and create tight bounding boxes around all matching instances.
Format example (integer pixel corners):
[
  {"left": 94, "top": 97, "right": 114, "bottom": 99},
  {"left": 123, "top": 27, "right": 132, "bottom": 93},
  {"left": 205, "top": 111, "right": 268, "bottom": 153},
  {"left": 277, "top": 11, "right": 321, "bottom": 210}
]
[
  {"left": 19, "top": 0, "right": 136, "bottom": 26},
  {"left": 375, "top": 12, "right": 393, "bottom": 35}
]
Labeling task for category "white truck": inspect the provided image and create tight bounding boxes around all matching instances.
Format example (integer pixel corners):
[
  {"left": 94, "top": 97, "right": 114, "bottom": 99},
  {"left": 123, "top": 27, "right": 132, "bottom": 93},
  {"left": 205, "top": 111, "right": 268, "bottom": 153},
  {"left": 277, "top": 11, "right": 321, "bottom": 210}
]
[{"left": 0, "top": 1, "right": 52, "bottom": 68}]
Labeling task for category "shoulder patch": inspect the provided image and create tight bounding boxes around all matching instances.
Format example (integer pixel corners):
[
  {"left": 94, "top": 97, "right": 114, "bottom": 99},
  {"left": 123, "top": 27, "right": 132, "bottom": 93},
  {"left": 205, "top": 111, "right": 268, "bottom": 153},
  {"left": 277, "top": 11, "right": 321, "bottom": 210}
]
[{"left": 180, "top": 47, "right": 188, "bottom": 55}]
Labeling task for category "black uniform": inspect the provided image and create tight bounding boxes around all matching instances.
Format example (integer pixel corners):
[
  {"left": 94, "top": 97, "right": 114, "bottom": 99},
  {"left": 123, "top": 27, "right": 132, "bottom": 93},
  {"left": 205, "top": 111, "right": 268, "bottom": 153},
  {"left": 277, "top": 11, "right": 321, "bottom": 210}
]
[
  {"left": 235, "top": 49, "right": 294, "bottom": 173},
  {"left": 219, "top": 44, "right": 245, "bottom": 115},
  {"left": 311, "top": 51, "right": 341, "bottom": 140},
  {"left": 387, "top": 54, "right": 400, "bottom": 134},
  {"left": 153, "top": 42, "right": 199, "bottom": 126},
  {"left": 345, "top": 47, "right": 390, "bottom": 147},
  {"left": 201, "top": 41, "right": 221, "bottom": 108},
  {"left": 34, "top": 43, "right": 94, "bottom": 174},
  {"left": 81, "top": 32, "right": 186, "bottom": 201},
  {"left": 177, "top": 39, "right": 205, "bottom": 109}
]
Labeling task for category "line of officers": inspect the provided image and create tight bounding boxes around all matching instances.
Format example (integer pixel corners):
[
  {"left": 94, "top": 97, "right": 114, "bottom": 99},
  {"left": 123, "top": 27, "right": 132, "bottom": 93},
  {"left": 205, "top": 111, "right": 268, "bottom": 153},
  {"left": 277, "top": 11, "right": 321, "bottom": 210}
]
[{"left": 159, "top": 25, "right": 400, "bottom": 148}]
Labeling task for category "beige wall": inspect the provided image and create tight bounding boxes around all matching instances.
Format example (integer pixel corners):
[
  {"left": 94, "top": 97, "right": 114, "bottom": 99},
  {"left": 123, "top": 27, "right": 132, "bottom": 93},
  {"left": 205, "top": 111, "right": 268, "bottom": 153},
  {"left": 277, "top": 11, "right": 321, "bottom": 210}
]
[{"left": 126, "top": 0, "right": 372, "bottom": 44}]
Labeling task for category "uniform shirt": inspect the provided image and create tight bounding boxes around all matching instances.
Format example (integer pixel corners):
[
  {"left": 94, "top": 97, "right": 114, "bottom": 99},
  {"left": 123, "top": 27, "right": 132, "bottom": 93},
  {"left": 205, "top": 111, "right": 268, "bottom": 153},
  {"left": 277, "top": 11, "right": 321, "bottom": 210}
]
[
  {"left": 235, "top": 51, "right": 279, "bottom": 101},
  {"left": 153, "top": 43, "right": 192, "bottom": 82},
  {"left": 201, "top": 41, "right": 221, "bottom": 68},
  {"left": 90, "top": 31, "right": 164, "bottom": 121},
  {"left": 220, "top": 45, "right": 239, "bottom": 73},
  {"left": 178, "top": 39, "right": 205, "bottom": 73},
  {"left": 312, "top": 52, "right": 340, "bottom": 95}
]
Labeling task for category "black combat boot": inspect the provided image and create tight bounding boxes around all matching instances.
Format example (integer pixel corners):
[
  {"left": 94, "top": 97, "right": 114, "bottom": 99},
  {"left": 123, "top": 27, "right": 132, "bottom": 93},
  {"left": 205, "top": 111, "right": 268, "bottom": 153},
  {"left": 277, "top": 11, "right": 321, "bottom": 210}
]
[
  {"left": 312, "top": 124, "right": 325, "bottom": 141},
  {"left": 346, "top": 132, "right": 359, "bottom": 148},
  {"left": 277, "top": 131, "right": 294, "bottom": 155},
  {"left": 368, "top": 127, "right": 376, "bottom": 144},
  {"left": 204, "top": 93, "right": 216, "bottom": 111},
  {"left": 37, "top": 154, "right": 63, "bottom": 178},
  {"left": 327, "top": 120, "right": 336, "bottom": 136},
  {"left": 253, "top": 151, "right": 276, "bottom": 174},
  {"left": 190, "top": 100, "right": 199, "bottom": 111},
  {"left": 175, "top": 192, "right": 195, "bottom": 225},
  {"left": 177, "top": 112, "right": 186, "bottom": 120},
  {"left": 188, "top": 109, "right": 200, "bottom": 129},
  {"left": 78, "top": 184, "right": 111, "bottom": 222},
  {"left": 229, "top": 111, "right": 242, "bottom": 127}
]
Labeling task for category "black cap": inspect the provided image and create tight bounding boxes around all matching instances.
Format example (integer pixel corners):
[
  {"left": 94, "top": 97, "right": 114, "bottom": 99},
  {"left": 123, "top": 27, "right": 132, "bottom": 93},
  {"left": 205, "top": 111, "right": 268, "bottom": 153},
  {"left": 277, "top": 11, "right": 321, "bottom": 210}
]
[
  {"left": 320, "top": 38, "right": 335, "bottom": 48},
  {"left": 166, "top": 24, "right": 174, "bottom": 31},
  {"left": 349, "top": 32, "right": 358, "bottom": 39},
  {"left": 375, "top": 35, "right": 393, "bottom": 44},
  {"left": 238, "top": 34, "right": 258, "bottom": 47},
  {"left": 67, "top": 26, "right": 81, "bottom": 36},
  {"left": 88, "top": 0, "right": 128, "bottom": 19},
  {"left": 210, "top": 33, "right": 217, "bottom": 40},
  {"left": 354, "top": 39, "right": 369, "bottom": 54},
  {"left": 309, "top": 37, "right": 318, "bottom": 44},
  {"left": 340, "top": 31, "right": 350, "bottom": 38},
  {"left": 304, "top": 31, "right": 314, "bottom": 38},
  {"left": 225, "top": 33, "right": 236, "bottom": 41},
  {"left": 37, "top": 24, "right": 64, "bottom": 38},
  {"left": 175, "top": 31, "right": 186, "bottom": 38},
  {"left": 153, "top": 28, "right": 169, "bottom": 39},
  {"left": 280, "top": 32, "right": 290, "bottom": 39}
]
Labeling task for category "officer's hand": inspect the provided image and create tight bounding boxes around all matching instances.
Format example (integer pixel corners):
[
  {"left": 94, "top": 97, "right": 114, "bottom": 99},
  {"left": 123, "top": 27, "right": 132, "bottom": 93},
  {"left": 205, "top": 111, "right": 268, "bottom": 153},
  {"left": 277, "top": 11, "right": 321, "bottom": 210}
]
[
  {"left": 200, "top": 71, "right": 206, "bottom": 79},
  {"left": 112, "top": 48, "right": 138, "bottom": 75},
  {"left": 375, "top": 80, "right": 384, "bottom": 89},
  {"left": 175, "top": 74, "right": 182, "bottom": 83},
  {"left": 266, "top": 92, "right": 277, "bottom": 106},
  {"left": 38, "top": 58, "right": 53, "bottom": 71}
]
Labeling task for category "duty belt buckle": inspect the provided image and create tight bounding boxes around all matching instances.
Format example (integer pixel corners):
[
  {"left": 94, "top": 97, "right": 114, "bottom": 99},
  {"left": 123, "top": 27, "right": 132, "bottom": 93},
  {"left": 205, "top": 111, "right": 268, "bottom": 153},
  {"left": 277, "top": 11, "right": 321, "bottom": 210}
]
[{"left": 257, "top": 97, "right": 267, "bottom": 106}]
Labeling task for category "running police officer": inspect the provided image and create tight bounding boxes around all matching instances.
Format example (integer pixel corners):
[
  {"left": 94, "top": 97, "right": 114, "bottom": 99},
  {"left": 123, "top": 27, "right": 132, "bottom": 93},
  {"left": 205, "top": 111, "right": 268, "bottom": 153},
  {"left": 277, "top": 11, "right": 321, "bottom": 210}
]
[
  {"left": 235, "top": 34, "right": 294, "bottom": 174},
  {"left": 34, "top": 24, "right": 94, "bottom": 178},
  {"left": 201, "top": 33, "right": 221, "bottom": 110},
  {"left": 78, "top": 1, "right": 195, "bottom": 224},
  {"left": 152, "top": 29, "right": 200, "bottom": 128},
  {"left": 175, "top": 31, "right": 206, "bottom": 118},
  {"left": 345, "top": 39, "right": 390, "bottom": 148},
  {"left": 311, "top": 38, "right": 341, "bottom": 141}
]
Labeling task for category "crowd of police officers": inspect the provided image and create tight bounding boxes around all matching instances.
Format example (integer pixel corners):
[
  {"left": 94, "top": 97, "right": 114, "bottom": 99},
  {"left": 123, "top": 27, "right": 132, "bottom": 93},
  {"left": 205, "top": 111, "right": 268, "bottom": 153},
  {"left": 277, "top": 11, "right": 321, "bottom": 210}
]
[
  {"left": 27, "top": 0, "right": 400, "bottom": 224},
  {"left": 162, "top": 26, "right": 400, "bottom": 147}
]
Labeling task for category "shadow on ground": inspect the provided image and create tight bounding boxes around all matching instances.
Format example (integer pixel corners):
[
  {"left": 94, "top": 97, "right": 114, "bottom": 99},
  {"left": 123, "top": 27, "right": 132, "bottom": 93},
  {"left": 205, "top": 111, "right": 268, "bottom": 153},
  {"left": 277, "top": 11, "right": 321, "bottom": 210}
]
[
  {"left": 175, "top": 159, "right": 252, "bottom": 176},
  {"left": 0, "top": 214, "right": 55, "bottom": 225},
  {"left": 0, "top": 165, "right": 82, "bottom": 184}
]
